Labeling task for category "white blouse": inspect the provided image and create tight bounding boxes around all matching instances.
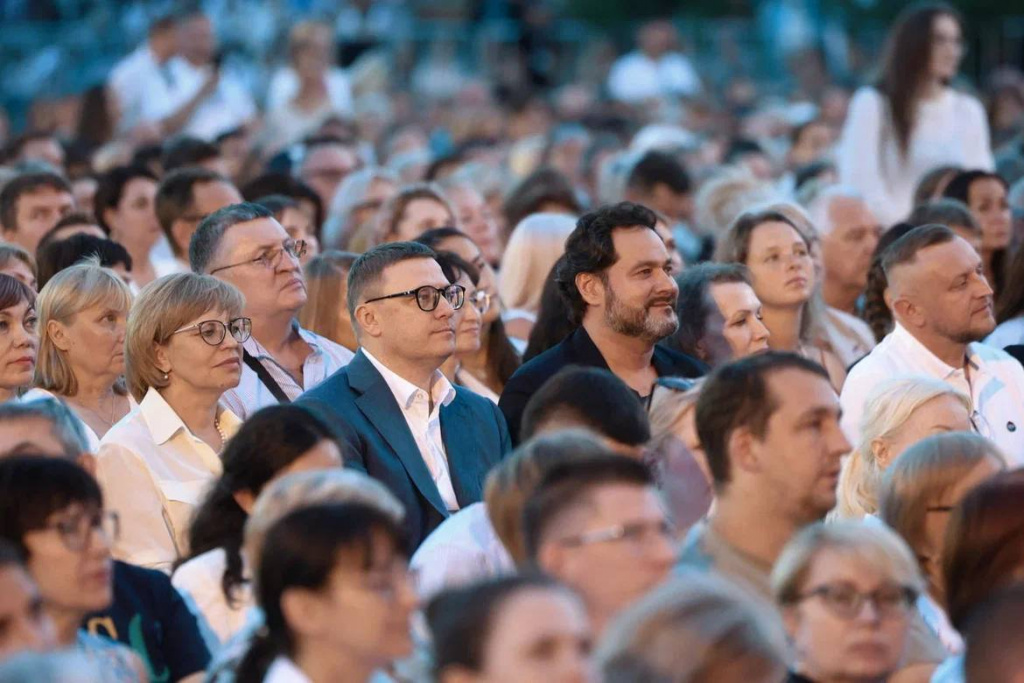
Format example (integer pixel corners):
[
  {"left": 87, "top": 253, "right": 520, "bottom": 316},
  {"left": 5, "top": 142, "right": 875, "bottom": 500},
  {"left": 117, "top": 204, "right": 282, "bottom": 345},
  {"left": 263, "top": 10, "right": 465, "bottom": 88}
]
[
  {"left": 837, "top": 86, "right": 994, "bottom": 226},
  {"left": 96, "top": 388, "right": 242, "bottom": 573},
  {"left": 21, "top": 388, "right": 138, "bottom": 453},
  {"left": 172, "top": 547, "right": 252, "bottom": 650}
]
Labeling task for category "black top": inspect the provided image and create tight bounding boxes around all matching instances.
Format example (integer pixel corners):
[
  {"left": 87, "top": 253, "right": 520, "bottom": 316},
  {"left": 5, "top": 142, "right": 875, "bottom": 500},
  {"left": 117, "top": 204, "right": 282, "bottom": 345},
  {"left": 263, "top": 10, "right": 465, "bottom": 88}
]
[{"left": 498, "top": 326, "right": 707, "bottom": 445}]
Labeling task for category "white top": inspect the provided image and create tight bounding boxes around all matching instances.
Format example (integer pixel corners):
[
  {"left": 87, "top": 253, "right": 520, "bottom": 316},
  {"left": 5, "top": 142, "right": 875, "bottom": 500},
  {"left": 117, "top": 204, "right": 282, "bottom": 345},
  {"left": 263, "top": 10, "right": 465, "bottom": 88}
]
[
  {"left": 167, "top": 58, "right": 257, "bottom": 140},
  {"left": 20, "top": 388, "right": 138, "bottom": 453},
  {"left": 837, "top": 87, "right": 994, "bottom": 226},
  {"left": 108, "top": 45, "right": 188, "bottom": 133},
  {"left": 220, "top": 324, "right": 354, "bottom": 421},
  {"left": 985, "top": 316, "right": 1024, "bottom": 350},
  {"left": 454, "top": 367, "right": 499, "bottom": 404},
  {"left": 263, "top": 657, "right": 312, "bottom": 683},
  {"left": 824, "top": 307, "right": 876, "bottom": 369},
  {"left": 95, "top": 388, "right": 242, "bottom": 572},
  {"left": 265, "top": 67, "right": 353, "bottom": 117},
  {"left": 607, "top": 51, "right": 702, "bottom": 103},
  {"left": 363, "top": 348, "right": 460, "bottom": 511},
  {"left": 840, "top": 323, "right": 1024, "bottom": 465},
  {"left": 410, "top": 502, "right": 515, "bottom": 600},
  {"left": 172, "top": 547, "right": 252, "bottom": 650}
]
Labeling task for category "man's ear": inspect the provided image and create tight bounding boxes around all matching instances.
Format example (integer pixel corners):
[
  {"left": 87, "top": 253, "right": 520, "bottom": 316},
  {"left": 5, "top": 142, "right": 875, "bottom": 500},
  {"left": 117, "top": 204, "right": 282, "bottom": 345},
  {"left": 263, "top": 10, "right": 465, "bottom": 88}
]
[
  {"left": 170, "top": 220, "right": 194, "bottom": 259},
  {"left": 890, "top": 295, "right": 925, "bottom": 329},
  {"left": 727, "top": 425, "right": 761, "bottom": 476},
  {"left": 353, "top": 302, "right": 385, "bottom": 339},
  {"left": 576, "top": 272, "right": 605, "bottom": 309}
]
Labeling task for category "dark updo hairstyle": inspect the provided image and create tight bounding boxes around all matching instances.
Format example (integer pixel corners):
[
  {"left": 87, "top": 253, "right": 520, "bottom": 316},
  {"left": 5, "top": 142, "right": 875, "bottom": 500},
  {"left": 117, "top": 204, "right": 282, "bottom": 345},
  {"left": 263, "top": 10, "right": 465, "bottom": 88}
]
[{"left": 862, "top": 222, "right": 917, "bottom": 342}]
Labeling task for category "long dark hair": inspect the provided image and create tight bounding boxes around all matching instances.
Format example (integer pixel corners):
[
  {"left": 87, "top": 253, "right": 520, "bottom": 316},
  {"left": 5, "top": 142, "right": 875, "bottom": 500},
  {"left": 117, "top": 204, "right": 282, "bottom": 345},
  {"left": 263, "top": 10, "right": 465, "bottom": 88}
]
[
  {"left": 524, "top": 255, "right": 577, "bottom": 362},
  {"left": 862, "top": 222, "right": 917, "bottom": 342},
  {"left": 183, "top": 405, "right": 337, "bottom": 606},
  {"left": 944, "top": 169, "right": 1010, "bottom": 296},
  {"left": 234, "top": 503, "right": 407, "bottom": 683},
  {"left": 875, "top": 3, "right": 964, "bottom": 157}
]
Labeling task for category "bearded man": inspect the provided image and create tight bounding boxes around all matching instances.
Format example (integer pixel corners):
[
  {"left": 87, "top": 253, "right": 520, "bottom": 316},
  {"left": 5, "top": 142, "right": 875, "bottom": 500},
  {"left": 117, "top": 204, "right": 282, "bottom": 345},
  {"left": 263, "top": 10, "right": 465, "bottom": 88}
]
[{"left": 499, "top": 202, "right": 707, "bottom": 445}]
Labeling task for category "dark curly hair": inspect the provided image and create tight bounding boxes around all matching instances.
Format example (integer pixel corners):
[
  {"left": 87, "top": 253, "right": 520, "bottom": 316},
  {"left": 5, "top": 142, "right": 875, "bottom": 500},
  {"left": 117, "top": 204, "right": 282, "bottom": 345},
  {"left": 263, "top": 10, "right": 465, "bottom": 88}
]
[
  {"left": 862, "top": 222, "right": 917, "bottom": 342},
  {"left": 555, "top": 202, "right": 657, "bottom": 326}
]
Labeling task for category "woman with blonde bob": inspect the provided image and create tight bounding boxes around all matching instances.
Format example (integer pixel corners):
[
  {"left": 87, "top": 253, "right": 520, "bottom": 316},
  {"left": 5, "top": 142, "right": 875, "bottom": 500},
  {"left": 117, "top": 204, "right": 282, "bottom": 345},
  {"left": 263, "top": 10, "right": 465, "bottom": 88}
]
[
  {"left": 297, "top": 250, "right": 359, "bottom": 352},
  {"left": 878, "top": 432, "right": 1005, "bottom": 655},
  {"left": 96, "top": 273, "right": 251, "bottom": 572},
  {"left": 836, "top": 376, "right": 972, "bottom": 520},
  {"left": 772, "top": 522, "right": 925, "bottom": 683},
  {"left": 30, "top": 261, "right": 134, "bottom": 450},
  {"left": 597, "top": 571, "right": 788, "bottom": 683}
]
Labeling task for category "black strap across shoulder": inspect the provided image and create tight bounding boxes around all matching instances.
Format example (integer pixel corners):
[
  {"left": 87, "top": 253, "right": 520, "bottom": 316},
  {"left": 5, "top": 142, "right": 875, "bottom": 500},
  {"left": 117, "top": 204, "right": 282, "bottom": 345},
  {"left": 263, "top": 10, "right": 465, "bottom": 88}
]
[{"left": 242, "top": 350, "right": 291, "bottom": 404}]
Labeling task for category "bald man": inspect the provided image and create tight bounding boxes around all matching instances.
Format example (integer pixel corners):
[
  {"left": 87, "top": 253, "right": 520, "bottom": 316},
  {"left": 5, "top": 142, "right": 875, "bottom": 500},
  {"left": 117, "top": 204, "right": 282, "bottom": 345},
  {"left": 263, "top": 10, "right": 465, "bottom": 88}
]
[{"left": 840, "top": 224, "right": 1024, "bottom": 464}]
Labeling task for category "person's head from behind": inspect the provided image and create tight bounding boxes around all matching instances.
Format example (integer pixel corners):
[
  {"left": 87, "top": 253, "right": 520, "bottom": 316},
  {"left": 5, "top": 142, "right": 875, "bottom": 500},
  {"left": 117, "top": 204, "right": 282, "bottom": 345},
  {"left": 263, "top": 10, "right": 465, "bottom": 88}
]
[
  {"left": 837, "top": 376, "right": 971, "bottom": 519},
  {"left": 913, "top": 165, "right": 961, "bottom": 206},
  {"left": 0, "top": 172, "right": 75, "bottom": 254},
  {"left": 347, "top": 242, "right": 462, "bottom": 369},
  {"left": 962, "top": 584, "right": 1024, "bottom": 683},
  {"left": 907, "top": 198, "right": 982, "bottom": 253},
  {"left": 7, "top": 132, "right": 64, "bottom": 171},
  {"left": 520, "top": 367, "right": 650, "bottom": 457},
  {"left": 0, "top": 275, "right": 38, "bottom": 399},
  {"left": 772, "top": 522, "right": 923, "bottom": 683},
  {"left": 942, "top": 469, "right": 1024, "bottom": 634},
  {"left": 191, "top": 202, "right": 309, "bottom": 321},
  {"left": 155, "top": 167, "right": 241, "bottom": 259},
  {"left": 804, "top": 185, "right": 881, "bottom": 298},
  {"left": 0, "top": 246, "right": 36, "bottom": 292},
  {"left": 35, "top": 235, "right": 132, "bottom": 291},
  {"left": 942, "top": 170, "right": 1011, "bottom": 254},
  {"left": 883, "top": 224, "right": 995, "bottom": 348},
  {"left": 878, "top": 432, "right": 1005, "bottom": 603},
  {"left": 376, "top": 184, "right": 455, "bottom": 244},
  {"left": 671, "top": 262, "right": 768, "bottom": 365},
  {"left": 0, "top": 539, "right": 55, "bottom": 662},
  {"left": 0, "top": 399, "right": 89, "bottom": 463},
  {"left": 556, "top": 202, "right": 678, "bottom": 343},
  {"left": 93, "top": 165, "right": 160, "bottom": 258},
  {"left": 623, "top": 150, "right": 692, "bottom": 224},
  {"left": 236, "top": 503, "right": 414, "bottom": 681},
  {"left": 298, "top": 251, "right": 359, "bottom": 351},
  {"left": 696, "top": 351, "right": 848, "bottom": 523},
  {"left": 0, "top": 457, "right": 116, "bottom": 631},
  {"left": 254, "top": 194, "right": 319, "bottom": 262},
  {"left": 124, "top": 272, "right": 246, "bottom": 402},
  {"left": 498, "top": 213, "right": 575, "bottom": 315},
  {"left": 161, "top": 136, "right": 226, "bottom": 176},
  {"left": 597, "top": 572, "right": 788, "bottom": 683},
  {"left": 35, "top": 213, "right": 108, "bottom": 256},
  {"left": 522, "top": 452, "right": 674, "bottom": 632},
  {"left": 428, "top": 575, "right": 594, "bottom": 683},
  {"left": 501, "top": 168, "right": 582, "bottom": 244}
]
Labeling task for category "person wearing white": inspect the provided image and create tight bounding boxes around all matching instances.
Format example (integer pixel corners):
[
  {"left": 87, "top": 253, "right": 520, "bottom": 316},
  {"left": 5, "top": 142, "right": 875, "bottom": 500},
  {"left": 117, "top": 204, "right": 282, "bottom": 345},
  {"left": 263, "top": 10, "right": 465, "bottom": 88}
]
[
  {"left": 191, "top": 203, "right": 354, "bottom": 420},
  {"left": 840, "top": 226, "right": 1024, "bottom": 465},
  {"left": 607, "top": 20, "right": 701, "bottom": 103},
  {"left": 96, "top": 273, "right": 248, "bottom": 572},
  {"left": 836, "top": 7, "right": 993, "bottom": 227},
  {"left": 108, "top": 18, "right": 181, "bottom": 135}
]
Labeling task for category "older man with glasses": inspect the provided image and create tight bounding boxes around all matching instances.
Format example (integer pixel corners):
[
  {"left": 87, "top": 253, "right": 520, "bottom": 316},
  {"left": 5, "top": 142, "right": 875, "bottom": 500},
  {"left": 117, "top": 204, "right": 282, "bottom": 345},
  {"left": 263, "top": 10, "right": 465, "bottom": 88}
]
[
  {"left": 299, "top": 241, "right": 512, "bottom": 548},
  {"left": 190, "top": 202, "right": 354, "bottom": 419}
]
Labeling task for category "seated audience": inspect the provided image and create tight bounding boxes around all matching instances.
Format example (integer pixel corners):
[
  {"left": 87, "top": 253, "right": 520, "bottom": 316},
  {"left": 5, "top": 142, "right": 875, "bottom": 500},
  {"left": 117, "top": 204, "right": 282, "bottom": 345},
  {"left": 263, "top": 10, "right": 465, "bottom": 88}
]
[
  {"left": 665, "top": 262, "right": 769, "bottom": 366},
  {"left": 907, "top": 198, "right": 982, "bottom": 253},
  {"left": 861, "top": 222, "right": 917, "bottom": 344},
  {"left": 501, "top": 168, "right": 583, "bottom": 246},
  {"left": 252, "top": 194, "right": 319, "bottom": 264},
  {"left": 0, "top": 172, "right": 75, "bottom": 254},
  {"left": 836, "top": 376, "right": 972, "bottom": 519},
  {"left": 35, "top": 235, "right": 133, "bottom": 291},
  {"left": 297, "top": 250, "right": 359, "bottom": 352},
  {"left": 942, "top": 170, "right": 1011, "bottom": 296},
  {"left": 772, "top": 522, "right": 924, "bottom": 683},
  {"left": 155, "top": 168, "right": 243, "bottom": 273},
  {"left": 96, "top": 273, "right": 248, "bottom": 571},
  {"left": 374, "top": 183, "right": 456, "bottom": 245},
  {"left": 433, "top": 251, "right": 497, "bottom": 401},
  {"left": 427, "top": 574, "right": 595, "bottom": 683},
  {"left": 989, "top": 237, "right": 1024, "bottom": 349},
  {"left": 93, "top": 165, "right": 163, "bottom": 287},
  {"left": 437, "top": 177, "right": 504, "bottom": 267},
  {"left": 0, "top": 245, "right": 37, "bottom": 291},
  {"left": 0, "top": 538, "right": 55, "bottom": 662},
  {"left": 0, "top": 275, "right": 38, "bottom": 403},
  {"left": 522, "top": 257, "right": 576, "bottom": 362},
  {"left": 597, "top": 572, "right": 788, "bottom": 683},
  {"left": 322, "top": 167, "right": 399, "bottom": 251}
]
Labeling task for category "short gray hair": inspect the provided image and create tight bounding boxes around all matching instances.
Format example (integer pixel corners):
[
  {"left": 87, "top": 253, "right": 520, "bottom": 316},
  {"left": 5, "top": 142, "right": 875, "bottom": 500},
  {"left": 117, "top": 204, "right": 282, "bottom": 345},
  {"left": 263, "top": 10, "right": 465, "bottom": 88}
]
[
  {"left": 189, "top": 202, "right": 274, "bottom": 274},
  {"left": 802, "top": 184, "right": 864, "bottom": 237},
  {"left": 0, "top": 398, "right": 89, "bottom": 458}
]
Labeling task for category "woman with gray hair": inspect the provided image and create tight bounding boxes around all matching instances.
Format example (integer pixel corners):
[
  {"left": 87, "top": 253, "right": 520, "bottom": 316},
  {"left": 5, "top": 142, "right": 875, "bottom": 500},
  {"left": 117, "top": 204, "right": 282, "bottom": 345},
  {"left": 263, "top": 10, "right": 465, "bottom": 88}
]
[{"left": 320, "top": 167, "right": 399, "bottom": 251}]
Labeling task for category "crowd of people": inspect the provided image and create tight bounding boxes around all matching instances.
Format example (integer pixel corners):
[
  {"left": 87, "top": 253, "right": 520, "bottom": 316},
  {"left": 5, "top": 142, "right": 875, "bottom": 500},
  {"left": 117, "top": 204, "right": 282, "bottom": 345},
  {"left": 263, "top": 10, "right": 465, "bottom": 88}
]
[{"left": 1, "top": 1, "right": 1024, "bottom": 681}]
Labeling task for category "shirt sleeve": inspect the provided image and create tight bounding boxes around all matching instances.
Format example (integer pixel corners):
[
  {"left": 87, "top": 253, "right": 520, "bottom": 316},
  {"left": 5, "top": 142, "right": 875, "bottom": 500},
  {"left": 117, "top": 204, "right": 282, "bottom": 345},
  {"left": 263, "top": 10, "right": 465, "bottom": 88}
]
[
  {"left": 837, "top": 88, "right": 902, "bottom": 226},
  {"left": 838, "top": 363, "right": 878, "bottom": 447},
  {"left": 962, "top": 94, "right": 995, "bottom": 171}
]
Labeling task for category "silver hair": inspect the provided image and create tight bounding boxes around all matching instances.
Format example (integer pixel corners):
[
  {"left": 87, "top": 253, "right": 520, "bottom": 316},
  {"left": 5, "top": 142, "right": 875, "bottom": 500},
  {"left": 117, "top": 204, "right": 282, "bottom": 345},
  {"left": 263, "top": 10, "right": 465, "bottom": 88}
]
[{"left": 0, "top": 397, "right": 89, "bottom": 457}]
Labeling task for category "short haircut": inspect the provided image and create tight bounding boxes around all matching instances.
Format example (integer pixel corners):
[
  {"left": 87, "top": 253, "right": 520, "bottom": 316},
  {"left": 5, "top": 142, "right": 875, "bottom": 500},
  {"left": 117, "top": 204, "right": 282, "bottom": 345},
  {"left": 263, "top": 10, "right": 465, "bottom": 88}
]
[
  {"left": 253, "top": 194, "right": 299, "bottom": 219},
  {"left": 626, "top": 150, "right": 691, "bottom": 196},
  {"left": 502, "top": 168, "right": 583, "bottom": 240},
  {"left": 555, "top": 202, "right": 657, "bottom": 325},
  {"left": 155, "top": 167, "right": 228, "bottom": 255},
  {"left": 696, "top": 351, "right": 830, "bottom": 487},
  {"left": 670, "top": 262, "right": 751, "bottom": 358},
  {"left": 802, "top": 184, "right": 864, "bottom": 237},
  {"left": 36, "top": 235, "right": 132, "bottom": 290},
  {"left": 189, "top": 201, "right": 274, "bottom": 273},
  {"left": 907, "top": 198, "right": 980, "bottom": 233},
  {"left": 46, "top": 211, "right": 106, "bottom": 237},
  {"left": 522, "top": 453, "right": 654, "bottom": 561},
  {"left": 880, "top": 224, "right": 957, "bottom": 279},
  {"left": 36, "top": 263, "right": 133, "bottom": 396},
  {"left": 240, "top": 172, "right": 324, "bottom": 232},
  {"left": 0, "top": 398, "right": 89, "bottom": 458},
  {"left": 125, "top": 273, "right": 245, "bottom": 401},
  {"left": 427, "top": 574, "right": 570, "bottom": 676},
  {"left": 93, "top": 165, "right": 157, "bottom": 232},
  {"left": 963, "top": 584, "right": 1024, "bottom": 683},
  {"left": 520, "top": 367, "right": 650, "bottom": 446},
  {"left": 0, "top": 172, "right": 72, "bottom": 234},
  {"left": 162, "top": 136, "right": 221, "bottom": 173},
  {"left": 0, "top": 456, "right": 102, "bottom": 558},
  {"left": 345, "top": 241, "right": 436, "bottom": 318}
]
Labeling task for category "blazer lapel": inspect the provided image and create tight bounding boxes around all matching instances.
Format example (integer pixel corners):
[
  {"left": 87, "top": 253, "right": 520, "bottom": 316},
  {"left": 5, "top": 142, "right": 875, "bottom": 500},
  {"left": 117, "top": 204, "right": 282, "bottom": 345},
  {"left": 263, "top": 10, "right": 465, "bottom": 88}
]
[{"left": 440, "top": 395, "right": 484, "bottom": 506}]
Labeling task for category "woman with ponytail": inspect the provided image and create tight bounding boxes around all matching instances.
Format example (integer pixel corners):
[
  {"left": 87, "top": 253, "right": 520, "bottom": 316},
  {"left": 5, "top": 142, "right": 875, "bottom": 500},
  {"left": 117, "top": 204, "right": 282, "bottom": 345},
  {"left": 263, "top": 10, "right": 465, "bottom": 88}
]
[
  {"left": 172, "top": 405, "right": 342, "bottom": 648},
  {"left": 235, "top": 502, "right": 416, "bottom": 683}
]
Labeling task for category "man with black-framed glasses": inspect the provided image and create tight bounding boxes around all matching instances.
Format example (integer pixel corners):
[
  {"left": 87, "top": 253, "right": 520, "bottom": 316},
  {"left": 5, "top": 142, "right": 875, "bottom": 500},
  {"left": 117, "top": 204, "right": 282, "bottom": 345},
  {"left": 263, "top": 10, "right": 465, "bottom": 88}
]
[
  {"left": 299, "top": 241, "right": 511, "bottom": 548},
  {"left": 190, "top": 202, "right": 354, "bottom": 419}
]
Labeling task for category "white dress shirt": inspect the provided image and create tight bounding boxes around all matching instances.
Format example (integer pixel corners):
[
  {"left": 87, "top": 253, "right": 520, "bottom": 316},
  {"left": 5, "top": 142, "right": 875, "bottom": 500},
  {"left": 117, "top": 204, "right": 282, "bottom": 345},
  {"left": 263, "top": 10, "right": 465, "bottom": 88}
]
[
  {"left": 108, "top": 45, "right": 189, "bottom": 133},
  {"left": 410, "top": 502, "right": 514, "bottom": 600},
  {"left": 168, "top": 58, "right": 257, "bottom": 140},
  {"left": 363, "top": 348, "right": 460, "bottom": 511},
  {"left": 607, "top": 50, "right": 702, "bottom": 103},
  {"left": 263, "top": 657, "right": 312, "bottom": 683},
  {"left": 172, "top": 547, "right": 252, "bottom": 651},
  {"left": 824, "top": 306, "right": 876, "bottom": 369},
  {"left": 841, "top": 323, "right": 1024, "bottom": 465},
  {"left": 985, "top": 316, "right": 1024, "bottom": 350},
  {"left": 96, "top": 388, "right": 242, "bottom": 572},
  {"left": 220, "top": 324, "right": 354, "bottom": 420}
]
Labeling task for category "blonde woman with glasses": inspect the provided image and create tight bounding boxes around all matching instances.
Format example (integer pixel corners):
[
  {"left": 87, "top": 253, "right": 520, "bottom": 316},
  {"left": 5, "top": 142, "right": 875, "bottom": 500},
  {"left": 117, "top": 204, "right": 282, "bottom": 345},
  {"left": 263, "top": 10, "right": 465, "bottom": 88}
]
[
  {"left": 95, "top": 273, "right": 251, "bottom": 573},
  {"left": 29, "top": 262, "right": 134, "bottom": 451},
  {"left": 835, "top": 376, "right": 972, "bottom": 520}
]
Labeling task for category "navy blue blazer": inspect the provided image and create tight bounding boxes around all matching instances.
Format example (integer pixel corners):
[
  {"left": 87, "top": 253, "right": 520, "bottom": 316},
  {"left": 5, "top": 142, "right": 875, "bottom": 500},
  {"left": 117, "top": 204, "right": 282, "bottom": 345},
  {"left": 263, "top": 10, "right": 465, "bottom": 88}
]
[{"left": 298, "top": 351, "right": 511, "bottom": 548}]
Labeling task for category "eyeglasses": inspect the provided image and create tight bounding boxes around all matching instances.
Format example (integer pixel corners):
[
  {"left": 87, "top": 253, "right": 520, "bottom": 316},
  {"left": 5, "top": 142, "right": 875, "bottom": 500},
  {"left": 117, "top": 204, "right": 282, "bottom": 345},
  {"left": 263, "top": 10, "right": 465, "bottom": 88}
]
[
  {"left": 41, "top": 510, "right": 119, "bottom": 552},
  {"left": 364, "top": 284, "right": 465, "bottom": 312},
  {"left": 360, "top": 564, "right": 419, "bottom": 601},
  {"left": 209, "top": 239, "right": 307, "bottom": 275},
  {"left": 558, "top": 519, "right": 675, "bottom": 550},
  {"left": 172, "top": 317, "right": 252, "bottom": 346},
  {"left": 798, "top": 583, "right": 917, "bottom": 620},
  {"left": 469, "top": 289, "right": 492, "bottom": 314}
]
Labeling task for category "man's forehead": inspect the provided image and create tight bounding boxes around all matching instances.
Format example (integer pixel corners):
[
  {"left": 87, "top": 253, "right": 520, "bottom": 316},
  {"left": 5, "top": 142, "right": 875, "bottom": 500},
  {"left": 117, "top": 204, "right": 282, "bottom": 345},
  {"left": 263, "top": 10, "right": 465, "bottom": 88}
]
[
  {"left": 19, "top": 187, "right": 72, "bottom": 205},
  {"left": 222, "top": 217, "right": 288, "bottom": 250},
  {"left": 766, "top": 368, "right": 838, "bottom": 411},
  {"left": 611, "top": 226, "right": 669, "bottom": 258},
  {"left": 380, "top": 257, "right": 446, "bottom": 288}
]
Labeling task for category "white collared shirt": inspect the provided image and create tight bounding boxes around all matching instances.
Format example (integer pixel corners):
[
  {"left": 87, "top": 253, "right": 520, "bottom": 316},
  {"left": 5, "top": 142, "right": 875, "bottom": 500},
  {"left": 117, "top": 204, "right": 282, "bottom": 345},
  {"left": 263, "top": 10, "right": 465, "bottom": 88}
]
[
  {"left": 108, "top": 45, "right": 190, "bottom": 133},
  {"left": 220, "top": 324, "right": 354, "bottom": 420},
  {"left": 824, "top": 306, "right": 877, "bottom": 369},
  {"left": 841, "top": 323, "right": 1024, "bottom": 465},
  {"left": 96, "top": 388, "right": 242, "bottom": 572},
  {"left": 362, "top": 348, "right": 460, "bottom": 511},
  {"left": 263, "top": 657, "right": 313, "bottom": 683},
  {"left": 167, "top": 57, "right": 257, "bottom": 140},
  {"left": 172, "top": 547, "right": 252, "bottom": 650}
]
